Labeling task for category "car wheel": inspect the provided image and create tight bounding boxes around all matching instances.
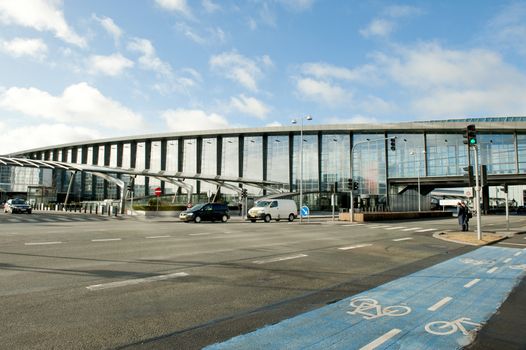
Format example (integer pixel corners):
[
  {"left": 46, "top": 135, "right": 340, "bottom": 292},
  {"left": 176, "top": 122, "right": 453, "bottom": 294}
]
[
  {"left": 250, "top": 219, "right": 256, "bottom": 223},
  {"left": 264, "top": 214, "right": 271, "bottom": 223},
  {"left": 221, "top": 215, "right": 228, "bottom": 223},
  {"left": 288, "top": 214, "right": 295, "bottom": 222},
  {"left": 194, "top": 216, "right": 202, "bottom": 223}
]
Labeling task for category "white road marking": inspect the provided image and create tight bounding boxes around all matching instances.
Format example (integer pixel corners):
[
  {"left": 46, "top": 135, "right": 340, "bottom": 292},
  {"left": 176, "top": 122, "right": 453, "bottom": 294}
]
[
  {"left": 91, "top": 238, "right": 122, "bottom": 242},
  {"left": 402, "top": 227, "right": 422, "bottom": 231},
  {"left": 25, "top": 241, "right": 62, "bottom": 246},
  {"left": 500, "top": 242, "right": 526, "bottom": 247},
  {"left": 338, "top": 244, "right": 373, "bottom": 250},
  {"left": 504, "top": 258, "right": 512, "bottom": 263},
  {"left": 385, "top": 226, "right": 406, "bottom": 230},
  {"left": 487, "top": 267, "right": 498, "bottom": 274},
  {"left": 515, "top": 251, "right": 523, "bottom": 256},
  {"left": 360, "top": 328, "right": 401, "bottom": 350},
  {"left": 343, "top": 224, "right": 365, "bottom": 227},
  {"left": 86, "top": 272, "right": 189, "bottom": 291},
  {"left": 189, "top": 232, "right": 212, "bottom": 236},
  {"left": 464, "top": 278, "right": 481, "bottom": 288},
  {"left": 145, "top": 235, "right": 171, "bottom": 239},
  {"left": 369, "top": 225, "right": 390, "bottom": 229},
  {"left": 253, "top": 254, "right": 308, "bottom": 264},
  {"left": 428, "top": 297, "right": 453, "bottom": 311},
  {"left": 392, "top": 237, "right": 413, "bottom": 242},
  {"left": 416, "top": 228, "right": 436, "bottom": 232}
]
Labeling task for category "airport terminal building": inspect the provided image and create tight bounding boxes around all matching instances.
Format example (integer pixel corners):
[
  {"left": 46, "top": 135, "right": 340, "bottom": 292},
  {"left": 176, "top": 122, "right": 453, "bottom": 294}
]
[{"left": 2, "top": 117, "right": 526, "bottom": 212}]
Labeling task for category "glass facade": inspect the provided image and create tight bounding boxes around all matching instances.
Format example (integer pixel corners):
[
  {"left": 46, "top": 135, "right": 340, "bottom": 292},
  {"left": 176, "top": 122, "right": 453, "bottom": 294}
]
[{"left": 6, "top": 117, "right": 526, "bottom": 211}]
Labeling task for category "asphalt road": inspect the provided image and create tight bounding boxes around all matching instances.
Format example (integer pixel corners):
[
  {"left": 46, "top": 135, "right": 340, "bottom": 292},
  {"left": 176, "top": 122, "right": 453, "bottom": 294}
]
[{"left": 0, "top": 212, "right": 525, "bottom": 349}]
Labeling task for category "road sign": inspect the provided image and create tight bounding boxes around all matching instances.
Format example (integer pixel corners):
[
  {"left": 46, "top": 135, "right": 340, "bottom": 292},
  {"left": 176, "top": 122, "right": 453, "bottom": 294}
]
[
  {"left": 154, "top": 187, "right": 161, "bottom": 197},
  {"left": 301, "top": 205, "right": 309, "bottom": 217}
]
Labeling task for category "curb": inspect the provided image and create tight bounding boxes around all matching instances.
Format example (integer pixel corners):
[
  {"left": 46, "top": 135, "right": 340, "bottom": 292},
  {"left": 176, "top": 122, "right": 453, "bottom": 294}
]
[{"left": 433, "top": 231, "right": 510, "bottom": 246}]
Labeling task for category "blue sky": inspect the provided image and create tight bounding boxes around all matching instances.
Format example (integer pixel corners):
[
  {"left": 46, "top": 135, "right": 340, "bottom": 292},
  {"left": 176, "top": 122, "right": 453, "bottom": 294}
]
[{"left": 1, "top": 0, "right": 526, "bottom": 153}]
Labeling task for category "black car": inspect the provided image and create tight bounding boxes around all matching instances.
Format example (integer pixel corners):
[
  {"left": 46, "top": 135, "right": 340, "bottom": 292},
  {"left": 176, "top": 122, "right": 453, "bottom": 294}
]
[
  {"left": 179, "top": 203, "right": 230, "bottom": 223},
  {"left": 4, "top": 198, "right": 32, "bottom": 214}
]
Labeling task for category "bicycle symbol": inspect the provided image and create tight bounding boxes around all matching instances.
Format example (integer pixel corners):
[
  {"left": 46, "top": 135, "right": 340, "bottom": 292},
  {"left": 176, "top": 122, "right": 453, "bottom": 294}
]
[
  {"left": 347, "top": 297, "right": 411, "bottom": 320},
  {"left": 425, "top": 317, "right": 481, "bottom": 336}
]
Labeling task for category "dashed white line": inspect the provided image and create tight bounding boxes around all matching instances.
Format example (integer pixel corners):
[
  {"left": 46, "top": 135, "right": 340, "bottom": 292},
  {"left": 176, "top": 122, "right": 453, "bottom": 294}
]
[
  {"left": 189, "top": 232, "right": 212, "bottom": 236},
  {"left": 146, "top": 235, "right": 171, "bottom": 239},
  {"left": 487, "top": 267, "right": 498, "bottom": 274},
  {"left": 428, "top": 297, "right": 452, "bottom": 311},
  {"left": 360, "top": 328, "right": 401, "bottom": 350},
  {"left": 338, "top": 243, "right": 373, "bottom": 250},
  {"left": 416, "top": 228, "right": 436, "bottom": 232},
  {"left": 253, "top": 254, "right": 308, "bottom": 264},
  {"left": 343, "top": 224, "right": 365, "bottom": 227},
  {"left": 515, "top": 251, "right": 523, "bottom": 256},
  {"left": 385, "top": 226, "right": 406, "bottom": 230},
  {"left": 91, "top": 238, "right": 122, "bottom": 242},
  {"left": 25, "top": 241, "right": 62, "bottom": 246},
  {"left": 369, "top": 225, "right": 390, "bottom": 229},
  {"left": 392, "top": 237, "right": 413, "bottom": 242},
  {"left": 504, "top": 258, "right": 512, "bottom": 263},
  {"left": 464, "top": 278, "right": 481, "bottom": 288},
  {"left": 86, "top": 272, "right": 189, "bottom": 291},
  {"left": 402, "top": 227, "right": 422, "bottom": 231}
]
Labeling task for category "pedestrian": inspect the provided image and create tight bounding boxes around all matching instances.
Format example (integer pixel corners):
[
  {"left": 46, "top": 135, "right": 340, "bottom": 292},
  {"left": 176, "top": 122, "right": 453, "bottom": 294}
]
[
  {"left": 457, "top": 202, "right": 466, "bottom": 231},
  {"left": 462, "top": 202, "right": 470, "bottom": 231}
]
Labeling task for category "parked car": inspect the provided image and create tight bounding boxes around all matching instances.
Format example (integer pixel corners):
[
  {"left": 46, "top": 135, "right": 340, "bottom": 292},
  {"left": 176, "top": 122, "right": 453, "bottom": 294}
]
[
  {"left": 4, "top": 198, "right": 32, "bottom": 214},
  {"left": 247, "top": 199, "right": 297, "bottom": 223},
  {"left": 179, "top": 203, "right": 230, "bottom": 223}
]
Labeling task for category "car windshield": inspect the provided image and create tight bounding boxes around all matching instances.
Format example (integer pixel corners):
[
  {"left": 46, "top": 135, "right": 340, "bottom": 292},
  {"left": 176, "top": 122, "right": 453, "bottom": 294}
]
[
  {"left": 255, "top": 201, "right": 270, "bottom": 207},
  {"left": 188, "top": 203, "right": 206, "bottom": 212},
  {"left": 12, "top": 199, "right": 26, "bottom": 204}
]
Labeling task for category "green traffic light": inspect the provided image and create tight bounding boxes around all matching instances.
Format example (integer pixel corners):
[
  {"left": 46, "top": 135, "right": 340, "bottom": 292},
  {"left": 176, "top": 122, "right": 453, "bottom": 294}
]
[{"left": 469, "top": 138, "right": 476, "bottom": 145}]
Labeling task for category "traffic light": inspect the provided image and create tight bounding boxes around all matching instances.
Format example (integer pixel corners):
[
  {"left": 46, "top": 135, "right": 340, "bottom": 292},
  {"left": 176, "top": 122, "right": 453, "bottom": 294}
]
[
  {"left": 353, "top": 181, "right": 359, "bottom": 191},
  {"left": 463, "top": 124, "right": 477, "bottom": 145},
  {"left": 501, "top": 184, "right": 508, "bottom": 193},
  {"left": 463, "top": 165, "right": 474, "bottom": 187},
  {"left": 347, "top": 178, "right": 352, "bottom": 190},
  {"left": 390, "top": 137, "right": 396, "bottom": 151}
]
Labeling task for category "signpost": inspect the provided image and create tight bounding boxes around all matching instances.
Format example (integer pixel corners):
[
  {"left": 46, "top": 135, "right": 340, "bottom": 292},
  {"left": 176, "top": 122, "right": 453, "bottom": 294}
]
[{"left": 154, "top": 187, "right": 161, "bottom": 212}]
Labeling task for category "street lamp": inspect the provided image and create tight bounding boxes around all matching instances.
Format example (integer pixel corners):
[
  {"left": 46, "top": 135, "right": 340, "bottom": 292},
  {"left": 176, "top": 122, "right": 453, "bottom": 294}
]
[{"left": 292, "top": 115, "right": 312, "bottom": 222}]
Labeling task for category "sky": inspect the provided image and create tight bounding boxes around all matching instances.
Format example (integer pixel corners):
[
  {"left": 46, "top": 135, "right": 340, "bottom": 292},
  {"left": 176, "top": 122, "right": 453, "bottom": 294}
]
[{"left": 1, "top": 0, "right": 526, "bottom": 154}]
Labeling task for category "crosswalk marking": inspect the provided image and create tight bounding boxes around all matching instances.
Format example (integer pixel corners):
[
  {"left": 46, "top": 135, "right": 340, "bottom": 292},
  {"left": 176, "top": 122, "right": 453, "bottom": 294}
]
[
  {"left": 402, "top": 227, "right": 421, "bottom": 231},
  {"left": 385, "top": 226, "right": 406, "bottom": 230},
  {"left": 416, "top": 228, "right": 436, "bottom": 232}
]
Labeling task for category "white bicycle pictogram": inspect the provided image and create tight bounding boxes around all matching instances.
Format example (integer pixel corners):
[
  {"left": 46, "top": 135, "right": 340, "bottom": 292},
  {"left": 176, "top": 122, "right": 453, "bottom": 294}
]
[
  {"left": 347, "top": 297, "right": 411, "bottom": 320},
  {"left": 425, "top": 317, "right": 481, "bottom": 336}
]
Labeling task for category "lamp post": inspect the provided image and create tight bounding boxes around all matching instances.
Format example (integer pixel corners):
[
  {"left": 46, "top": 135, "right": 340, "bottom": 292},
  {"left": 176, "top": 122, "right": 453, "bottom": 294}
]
[{"left": 292, "top": 115, "right": 312, "bottom": 223}]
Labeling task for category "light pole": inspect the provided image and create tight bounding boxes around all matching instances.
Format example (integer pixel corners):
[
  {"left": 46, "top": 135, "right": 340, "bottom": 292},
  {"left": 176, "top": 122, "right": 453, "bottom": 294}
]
[{"left": 292, "top": 115, "right": 312, "bottom": 223}]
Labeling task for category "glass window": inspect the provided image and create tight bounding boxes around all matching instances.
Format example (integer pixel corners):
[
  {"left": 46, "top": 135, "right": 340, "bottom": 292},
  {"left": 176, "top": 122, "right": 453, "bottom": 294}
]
[
  {"left": 387, "top": 134, "right": 424, "bottom": 178},
  {"left": 292, "top": 134, "right": 318, "bottom": 193},
  {"left": 221, "top": 137, "right": 239, "bottom": 194},
  {"left": 426, "top": 134, "right": 467, "bottom": 176},
  {"left": 182, "top": 139, "right": 196, "bottom": 195},
  {"left": 478, "top": 134, "right": 515, "bottom": 174},
  {"left": 352, "top": 133, "right": 386, "bottom": 196},
  {"left": 201, "top": 138, "right": 217, "bottom": 195},
  {"left": 267, "top": 135, "right": 289, "bottom": 190},
  {"left": 149, "top": 141, "right": 162, "bottom": 195},
  {"left": 243, "top": 136, "right": 263, "bottom": 194},
  {"left": 165, "top": 140, "right": 178, "bottom": 194},
  {"left": 135, "top": 142, "right": 146, "bottom": 197},
  {"left": 321, "top": 134, "right": 350, "bottom": 192}
]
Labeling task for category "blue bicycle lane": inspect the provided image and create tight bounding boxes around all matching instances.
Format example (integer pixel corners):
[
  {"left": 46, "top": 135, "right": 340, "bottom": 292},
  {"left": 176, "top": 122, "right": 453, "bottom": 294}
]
[{"left": 204, "top": 246, "right": 526, "bottom": 350}]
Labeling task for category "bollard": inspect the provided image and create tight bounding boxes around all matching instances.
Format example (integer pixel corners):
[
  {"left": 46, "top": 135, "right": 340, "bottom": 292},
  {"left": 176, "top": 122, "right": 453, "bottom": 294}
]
[{"left": 95, "top": 205, "right": 98, "bottom": 215}]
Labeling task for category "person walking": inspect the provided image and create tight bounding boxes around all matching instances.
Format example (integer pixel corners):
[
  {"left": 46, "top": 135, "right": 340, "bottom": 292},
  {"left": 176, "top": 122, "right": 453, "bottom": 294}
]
[{"left": 457, "top": 202, "right": 467, "bottom": 231}]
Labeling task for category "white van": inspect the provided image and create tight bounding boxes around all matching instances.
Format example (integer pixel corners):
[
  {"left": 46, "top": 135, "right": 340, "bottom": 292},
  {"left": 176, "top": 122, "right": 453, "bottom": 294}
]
[{"left": 247, "top": 199, "right": 298, "bottom": 223}]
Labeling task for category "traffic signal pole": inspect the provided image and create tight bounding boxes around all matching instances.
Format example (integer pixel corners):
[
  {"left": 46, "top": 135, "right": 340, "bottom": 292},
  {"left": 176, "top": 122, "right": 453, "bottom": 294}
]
[{"left": 473, "top": 145, "right": 482, "bottom": 240}]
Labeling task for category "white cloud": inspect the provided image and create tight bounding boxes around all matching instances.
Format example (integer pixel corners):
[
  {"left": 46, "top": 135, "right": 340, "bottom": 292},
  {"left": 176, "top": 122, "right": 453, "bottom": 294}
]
[
  {"left": 88, "top": 53, "right": 134, "bottom": 76},
  {"left": 162, "top": 108, "right": 230, "bottom": 131},
  {"left": 155, "top": 0, "right": 192, "bottom": 17},
  {"left": 266, "top": 121, "right": 282, "bottom": 127},
  {"left": 0, "top": 123, "right": 102, "bottom": 155},
  {"left": 374, "top": 42, "right": 526, "bottom": 117},
  {"left": 325, "top": 115, "right": 379, "bottom": 125},
  {"left": 0, "top": 82, "right": 143, "bottom": 130},
  {"left": 301, "top": 62, "right": 377, "bottom": 83},
  {"left": 1, "top": 37, "right": 47, "bottom": 58},
  {"left": 127, "top": 37, "right": 172, "bottom": 77},
  {"left": 210, "top": 51, "right": 268, "bottom": 91},
  {"left": 175, "top": 22, "right": 226, "bottom": 45},
  {"left": 486, "top": 2, "right": 526, "bottom": 56},
  {"left": 296, "top": 78, "right": 349, "bottom": 105},
  {"left": 0, "top": 0, "right": 86, "bottom": 47},
  {"left": 360, "top": 18, "right": 395, "bottom": 38},
  {"left": 202, "top": 0, "right": 221, "bottom": 13},
  {"left": 92, "top": 14, "right": 122, "bottom": 44},
  {"left": 230, "top": 94, "right": 270, "bottom": 119}
]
